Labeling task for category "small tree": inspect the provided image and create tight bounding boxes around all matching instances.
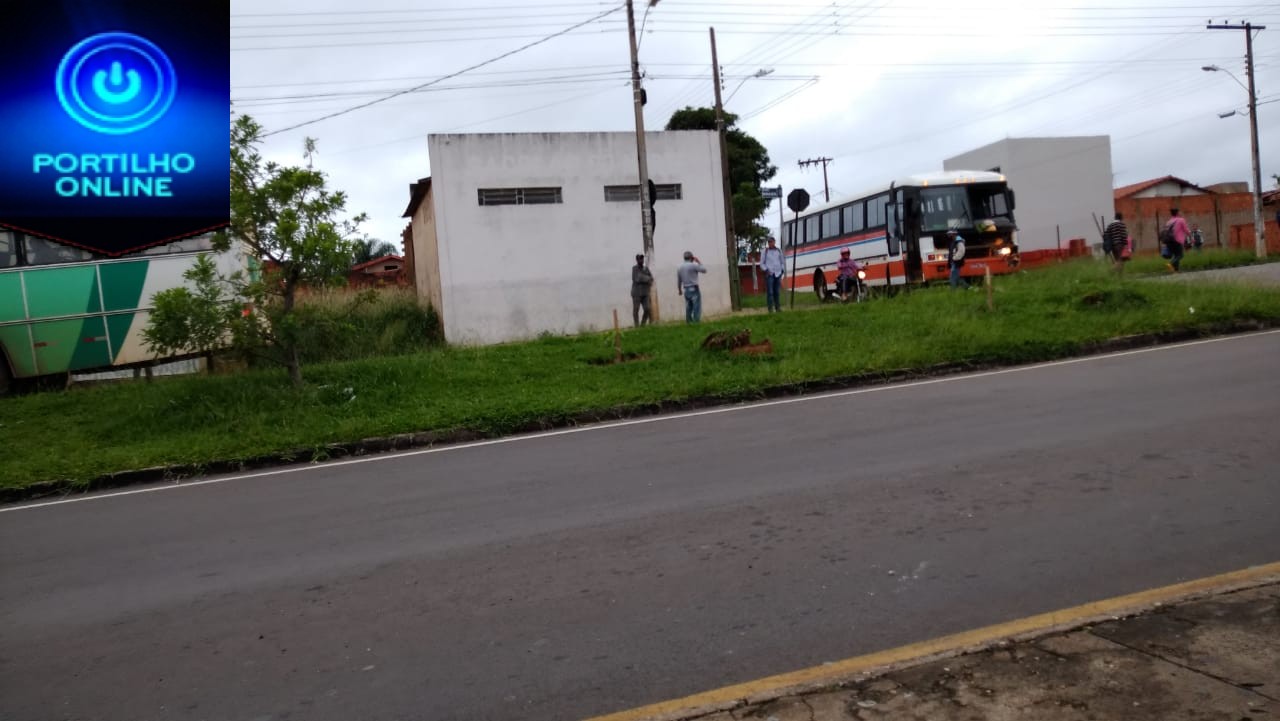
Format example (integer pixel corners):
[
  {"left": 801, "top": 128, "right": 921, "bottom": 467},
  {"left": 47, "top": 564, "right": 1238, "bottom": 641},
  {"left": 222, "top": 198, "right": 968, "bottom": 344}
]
[
  {"left": 216, "top": 114, "right": 365, "bottom": 386},
  {"left": 145, "top": 114, "right": 366, "bottom": 387},
  {"left": 143, "top": 253, "right": 238, "bottom": 373}
]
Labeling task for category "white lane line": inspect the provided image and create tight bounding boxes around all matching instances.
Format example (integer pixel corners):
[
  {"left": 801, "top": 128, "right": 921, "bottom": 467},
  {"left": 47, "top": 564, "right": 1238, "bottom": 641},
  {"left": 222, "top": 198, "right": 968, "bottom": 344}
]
[{"left": 5, "top": 329, "right": 1277, "bottom": 513}]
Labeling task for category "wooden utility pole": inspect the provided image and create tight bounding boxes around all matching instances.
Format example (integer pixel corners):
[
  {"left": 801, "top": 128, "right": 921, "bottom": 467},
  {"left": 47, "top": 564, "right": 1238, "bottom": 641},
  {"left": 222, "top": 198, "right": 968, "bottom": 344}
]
[
  {"left": 626, "top": 0, "right": 660, "bottom": 319},
  {"left": 798, "top": 157, "right": 833, "bottom": 202},
  {"left": 1207, "top": 20, "right": 1267, "bottom": 259},
  {"left": 711, "top": 27, "right": 741, "bottom": 310}
]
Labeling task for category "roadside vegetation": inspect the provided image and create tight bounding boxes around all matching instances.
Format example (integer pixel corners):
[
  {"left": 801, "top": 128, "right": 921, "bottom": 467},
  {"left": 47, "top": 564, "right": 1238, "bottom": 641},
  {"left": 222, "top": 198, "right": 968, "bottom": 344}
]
[{"left": 2, "top": 259, "right": 1278, "bottom": 490}]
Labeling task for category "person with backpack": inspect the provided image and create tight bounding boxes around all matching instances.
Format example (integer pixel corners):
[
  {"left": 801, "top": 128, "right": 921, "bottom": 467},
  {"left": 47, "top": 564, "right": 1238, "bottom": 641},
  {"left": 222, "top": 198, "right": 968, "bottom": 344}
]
[
  {"left": 1103, "top": 213, "right": 1131, "bottom": 273},
  {"left": 1160, "top": 208, "right": 1190, "bottom": 272},
  {"left": 946, "top": 228, "right": 967, "bottom": 289}
]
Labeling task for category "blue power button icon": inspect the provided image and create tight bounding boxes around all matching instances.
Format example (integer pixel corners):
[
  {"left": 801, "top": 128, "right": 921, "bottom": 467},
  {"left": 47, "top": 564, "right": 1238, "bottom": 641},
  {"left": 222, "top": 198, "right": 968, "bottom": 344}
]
[{"left": 56, "top": 32, "right": 177, "bottom": 135}]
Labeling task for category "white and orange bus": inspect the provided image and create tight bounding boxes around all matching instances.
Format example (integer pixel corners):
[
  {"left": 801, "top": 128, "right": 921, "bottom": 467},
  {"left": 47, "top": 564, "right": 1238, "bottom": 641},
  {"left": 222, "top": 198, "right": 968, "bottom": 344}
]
[{"left": 782, "top": 171, "right": 1020, "bottom": 298}]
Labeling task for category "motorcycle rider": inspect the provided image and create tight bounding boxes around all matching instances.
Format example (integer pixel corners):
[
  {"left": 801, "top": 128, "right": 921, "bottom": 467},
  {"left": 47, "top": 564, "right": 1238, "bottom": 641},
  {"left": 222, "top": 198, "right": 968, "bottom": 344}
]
[{"left": 836, "top": 248, "right": 862, "bottom": 301}]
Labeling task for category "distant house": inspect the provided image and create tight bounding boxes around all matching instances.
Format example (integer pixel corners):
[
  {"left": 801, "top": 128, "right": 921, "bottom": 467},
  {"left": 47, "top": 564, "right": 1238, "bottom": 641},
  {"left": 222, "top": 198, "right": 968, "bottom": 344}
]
[
  {"left": 1113, "top": 175, "right": 1212, "bottom": 199},
  {"left": 348, "top": 255, "right": 407, "bottom": 289},
  {"left": 1113, "top": 175, "right": 1258, "bottom": 252}
]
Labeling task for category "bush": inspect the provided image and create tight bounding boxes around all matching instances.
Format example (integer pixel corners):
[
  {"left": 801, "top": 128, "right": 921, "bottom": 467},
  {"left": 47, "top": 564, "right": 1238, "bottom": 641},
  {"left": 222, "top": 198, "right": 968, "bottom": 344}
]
[{"left": 286, "top": 287, "right": 442, "bottom": 365}]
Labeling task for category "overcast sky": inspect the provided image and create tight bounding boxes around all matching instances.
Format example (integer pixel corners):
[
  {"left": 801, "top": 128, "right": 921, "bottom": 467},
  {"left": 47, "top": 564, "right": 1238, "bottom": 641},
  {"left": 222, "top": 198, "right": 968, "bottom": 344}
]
[{"left": 231, "top": 0, "right": 1279, "bottom": 250}]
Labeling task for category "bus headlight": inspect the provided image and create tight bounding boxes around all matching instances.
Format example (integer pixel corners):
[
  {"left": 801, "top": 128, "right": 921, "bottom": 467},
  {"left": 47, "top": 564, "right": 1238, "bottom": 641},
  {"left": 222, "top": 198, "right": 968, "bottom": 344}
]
[{"left": 998, "top": 247, "right": 1013, "bottom": 256}]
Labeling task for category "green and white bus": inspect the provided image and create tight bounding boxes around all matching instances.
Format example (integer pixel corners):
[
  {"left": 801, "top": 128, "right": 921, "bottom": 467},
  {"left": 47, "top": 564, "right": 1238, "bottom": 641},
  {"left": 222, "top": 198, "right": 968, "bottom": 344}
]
[{"left": 0, "top": 230, "right": 243, "bottom": 392}]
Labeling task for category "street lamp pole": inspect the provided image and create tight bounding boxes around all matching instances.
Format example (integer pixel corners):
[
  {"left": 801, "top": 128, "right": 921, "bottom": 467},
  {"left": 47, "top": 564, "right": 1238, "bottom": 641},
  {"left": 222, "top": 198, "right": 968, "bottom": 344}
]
[{"left": 1206, "top": 21, "right": 1267, "bottom": 258}]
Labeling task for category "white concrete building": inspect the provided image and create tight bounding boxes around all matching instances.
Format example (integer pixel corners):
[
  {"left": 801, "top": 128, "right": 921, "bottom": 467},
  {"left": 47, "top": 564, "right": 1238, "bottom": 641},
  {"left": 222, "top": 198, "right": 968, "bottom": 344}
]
[
  {"left": 944, "top": 137, "right": 1114, "bottom": 252},
  {"left": 403, "top": 131, "right": 730, "bottom": 345}
]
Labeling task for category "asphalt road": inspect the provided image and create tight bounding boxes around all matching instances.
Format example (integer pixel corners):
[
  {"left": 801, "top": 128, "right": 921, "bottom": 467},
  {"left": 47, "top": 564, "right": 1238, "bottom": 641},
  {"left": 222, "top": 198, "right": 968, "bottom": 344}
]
[{"left": 3, "top": 332, "right": 1279, "bottom": 721}]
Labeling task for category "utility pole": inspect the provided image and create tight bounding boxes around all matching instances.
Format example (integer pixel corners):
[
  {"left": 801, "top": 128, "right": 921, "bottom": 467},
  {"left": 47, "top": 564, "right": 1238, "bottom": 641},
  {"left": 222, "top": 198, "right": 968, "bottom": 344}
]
[
  {"left": 1208, "top": 20, "right": 1267, "bottom": 258},
  {"left": 798, "top": 157, "right": 833, "bottom": 202},
  {"left": 627, "top": 0, "right": 660, "bottom": 318},
  {"left": 710, "top": 27, "right": 741, "bottom": 310}
]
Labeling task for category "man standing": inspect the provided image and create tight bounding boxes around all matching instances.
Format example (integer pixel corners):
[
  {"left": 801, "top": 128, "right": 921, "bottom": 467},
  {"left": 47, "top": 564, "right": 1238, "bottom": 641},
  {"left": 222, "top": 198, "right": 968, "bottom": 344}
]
[
  {"left": 1163, "top": 208, "right": 1190, "bottom": 272},
  {"left": 630, "top": 253, "right": 653, "bottom": 327},
  {"left": 1103, "top": 212, "right": 1130, "bottom": 272},
  {"left": 758, "top": 237, "right": 785, "bottom": 312},
  {"left": 946, "top": 228, "right": 967, "bottom": 289},
  {"left": 677, "top": 251, "right": 707, "bottom": 323}
]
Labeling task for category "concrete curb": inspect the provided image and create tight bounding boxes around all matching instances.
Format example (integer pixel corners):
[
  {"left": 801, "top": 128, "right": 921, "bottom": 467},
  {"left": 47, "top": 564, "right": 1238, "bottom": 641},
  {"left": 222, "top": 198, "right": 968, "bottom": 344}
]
[
  {"left": 2, "top": 319, "right": 1275, "bottom": 505},
  {"left": 584, "top": 562, "right": 1280, "bottom": 721}
]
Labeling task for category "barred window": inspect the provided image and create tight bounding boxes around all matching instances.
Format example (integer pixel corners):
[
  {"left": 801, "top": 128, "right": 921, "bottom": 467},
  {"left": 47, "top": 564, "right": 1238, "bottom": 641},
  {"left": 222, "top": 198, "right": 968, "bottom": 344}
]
[
  {"left": 604, "top": 183, "right": 683, "bottom": 202},
  {"left": 478, "top": 187, "right": 563, "bottom": 206}
]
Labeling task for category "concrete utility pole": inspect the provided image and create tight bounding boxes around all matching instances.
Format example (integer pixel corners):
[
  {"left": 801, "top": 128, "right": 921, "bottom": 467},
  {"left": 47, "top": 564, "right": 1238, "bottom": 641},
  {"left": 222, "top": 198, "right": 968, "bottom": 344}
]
[
  {"left": 710, "top": 27, "right": 741, "bottom": 311},
  {"left": 627, "top": 0, "right": 660, "bottom": 319},
  {"left": 1207, "top": 20, "right": 1267, "bottom": 259},
  {"left": 798, "top": 157, "right": 833, "bottom": 202}
]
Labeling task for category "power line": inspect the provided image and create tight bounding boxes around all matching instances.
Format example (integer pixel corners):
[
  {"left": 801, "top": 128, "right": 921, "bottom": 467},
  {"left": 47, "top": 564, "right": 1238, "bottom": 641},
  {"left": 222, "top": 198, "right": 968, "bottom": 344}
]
[{"left": 258, "top": 4, "right": 623, "bottom": 137}]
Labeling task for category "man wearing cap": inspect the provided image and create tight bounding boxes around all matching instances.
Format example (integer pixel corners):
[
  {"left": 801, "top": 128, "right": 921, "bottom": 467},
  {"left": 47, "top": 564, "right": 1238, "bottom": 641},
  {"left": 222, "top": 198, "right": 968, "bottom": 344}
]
[
  {"left": 758, "top": 237, "right": 785, "bottom": 312},
  {"left": 630, "top": 253, "right": 654, "bottom": 327},
  {"left": 946, "top": 228, "right": 967, "bottom": 289},
  {"left": 677, "top": 251, "right": 707, "bottom": 323}
]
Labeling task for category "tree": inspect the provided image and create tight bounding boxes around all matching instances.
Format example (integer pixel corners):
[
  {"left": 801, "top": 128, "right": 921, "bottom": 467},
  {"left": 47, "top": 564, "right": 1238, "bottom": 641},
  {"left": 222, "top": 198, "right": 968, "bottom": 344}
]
[
  {"left": 146, "top": 114, "right": 366, "bottom": 387},
  {"left": 142, "top": 254, "right": 239, "bottom": 374},
  {"left": 351, "top": 238, "right": 399, "bottom": 266},
  {"left": 666, "top": 107, "right": 778, "bottom": 257}
]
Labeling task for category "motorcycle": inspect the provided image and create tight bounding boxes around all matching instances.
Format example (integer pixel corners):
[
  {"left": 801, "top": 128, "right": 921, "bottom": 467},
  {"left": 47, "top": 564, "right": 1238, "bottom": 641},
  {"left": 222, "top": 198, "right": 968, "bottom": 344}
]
[{"left": 814, "top": 267, "right": 868, "bottom": 304}]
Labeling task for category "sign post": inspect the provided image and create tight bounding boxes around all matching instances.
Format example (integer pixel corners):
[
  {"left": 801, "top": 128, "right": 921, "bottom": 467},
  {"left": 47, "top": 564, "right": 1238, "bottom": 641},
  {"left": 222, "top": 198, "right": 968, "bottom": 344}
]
[{"left": 786, "top": 188, "right": 810, "bottom": 309}]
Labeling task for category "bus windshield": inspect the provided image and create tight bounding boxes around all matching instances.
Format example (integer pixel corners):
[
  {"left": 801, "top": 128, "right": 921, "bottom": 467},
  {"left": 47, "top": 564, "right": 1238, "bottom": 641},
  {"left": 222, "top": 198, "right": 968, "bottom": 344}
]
[
  {"left": 970, "top": 183, "right": 1013, "bottom": 221},
  {"left": 918, "top": 187, "right": 970, "bottom": 232}
]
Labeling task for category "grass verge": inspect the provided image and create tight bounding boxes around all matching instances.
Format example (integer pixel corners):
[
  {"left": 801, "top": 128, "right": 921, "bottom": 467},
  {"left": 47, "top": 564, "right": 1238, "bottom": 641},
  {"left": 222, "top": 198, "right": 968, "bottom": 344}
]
[{"left": 2, "top": 260, "right": 1279, "bottom": 492}]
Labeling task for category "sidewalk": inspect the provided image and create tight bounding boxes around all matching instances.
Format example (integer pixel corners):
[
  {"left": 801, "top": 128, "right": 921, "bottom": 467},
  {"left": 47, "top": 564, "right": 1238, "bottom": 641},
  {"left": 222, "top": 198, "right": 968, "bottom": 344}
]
[{"left": 593, "top": 569, "right": 1279, "bottom": 721}]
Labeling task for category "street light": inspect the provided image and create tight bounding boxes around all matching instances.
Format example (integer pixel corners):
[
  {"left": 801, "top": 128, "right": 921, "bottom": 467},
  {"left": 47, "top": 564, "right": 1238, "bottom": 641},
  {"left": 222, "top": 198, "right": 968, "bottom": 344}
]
[
  {"left": 725, "top": 68, "right": 774, "bottom": 104},
  {"left": 1204, "top": 64, "right": 1266, "bottom": 258}
]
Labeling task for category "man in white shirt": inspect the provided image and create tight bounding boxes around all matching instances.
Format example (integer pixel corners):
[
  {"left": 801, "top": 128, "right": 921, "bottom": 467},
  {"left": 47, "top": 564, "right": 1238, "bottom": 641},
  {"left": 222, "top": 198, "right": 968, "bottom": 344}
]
[
  {"left": 677, "top": 251, "right": 707, "bottom": 323},
  {"left": 758, "top": 237, "right": 785, "bottom": 312}
]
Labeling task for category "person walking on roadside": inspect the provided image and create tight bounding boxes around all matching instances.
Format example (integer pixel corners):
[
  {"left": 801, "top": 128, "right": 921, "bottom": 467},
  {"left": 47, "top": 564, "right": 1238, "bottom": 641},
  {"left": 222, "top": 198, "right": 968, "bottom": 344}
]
[
  {"left": 1190, "top": 225, "right": 1204, "bottom": 251},
  {"left": 630, "top": 253, "right": 654, "bottom": 327},
  {"left": 946, "top": 228, "right": 967, "bottom": 289},
  {"left": 758, "top": 237, "right": 785, "bottom": 313},
  {"left": 677, "top": 251, "right": 707, "bottom": 323},
  {"left": 1162, "top": 208, "right": 1190, "bottom": 272},
  {"left": 1103, "top": 212, "right": 1130, "bottom": 273}
]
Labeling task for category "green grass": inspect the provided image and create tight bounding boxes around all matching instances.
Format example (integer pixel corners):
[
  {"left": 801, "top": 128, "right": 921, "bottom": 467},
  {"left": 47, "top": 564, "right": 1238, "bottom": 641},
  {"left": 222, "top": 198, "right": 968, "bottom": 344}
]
[
  {"left": 3, "top": 259, "right": 1279, "bottom": 490},
  {"left": 1125, "top": 247, "right": 1278, "bottom": 275}
]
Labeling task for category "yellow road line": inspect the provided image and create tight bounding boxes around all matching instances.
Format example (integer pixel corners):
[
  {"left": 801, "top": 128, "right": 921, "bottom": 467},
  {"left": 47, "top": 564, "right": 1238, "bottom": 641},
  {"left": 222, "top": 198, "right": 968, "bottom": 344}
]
[{"left": 585, "top": 561, "right": 1280, "bottom": 721}]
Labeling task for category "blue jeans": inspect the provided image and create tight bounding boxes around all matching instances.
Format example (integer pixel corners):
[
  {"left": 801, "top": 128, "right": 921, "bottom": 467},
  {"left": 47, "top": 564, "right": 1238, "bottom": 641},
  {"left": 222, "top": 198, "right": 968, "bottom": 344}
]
[
  {"left": 764, "top": 273, "right": 782, "bottom": 311},
  {"left": 949, "top": 262, "right": 966, "bottom": 289},
  {"left": 684, "top": 286, "right": 702, "bottom": 323}
]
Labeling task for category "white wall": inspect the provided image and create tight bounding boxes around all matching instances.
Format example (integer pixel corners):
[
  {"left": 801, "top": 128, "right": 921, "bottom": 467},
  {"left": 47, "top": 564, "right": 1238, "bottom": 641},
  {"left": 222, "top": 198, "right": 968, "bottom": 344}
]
[
  {"left": 424, "top": 131, "right": 729, "bottom": 345},
  {"left": 945, "top": 136, "right": 1114, "bottom": 252}
]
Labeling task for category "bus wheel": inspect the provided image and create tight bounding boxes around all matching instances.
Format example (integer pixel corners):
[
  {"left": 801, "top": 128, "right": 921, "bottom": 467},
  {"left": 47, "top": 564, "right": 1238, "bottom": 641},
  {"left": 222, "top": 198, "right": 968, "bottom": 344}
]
[
  {"left": 812, "top": 269, "right": 827, "bottom": 301},
  {"left": 0, "top": 358, "right": 11, "bottom": 397}
]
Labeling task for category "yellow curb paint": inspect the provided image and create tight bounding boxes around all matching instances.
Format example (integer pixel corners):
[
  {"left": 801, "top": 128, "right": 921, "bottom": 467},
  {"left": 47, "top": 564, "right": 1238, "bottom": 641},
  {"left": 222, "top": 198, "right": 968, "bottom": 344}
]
[{"left": 584, "top": 561, "right": 1280, "bottom": 721}]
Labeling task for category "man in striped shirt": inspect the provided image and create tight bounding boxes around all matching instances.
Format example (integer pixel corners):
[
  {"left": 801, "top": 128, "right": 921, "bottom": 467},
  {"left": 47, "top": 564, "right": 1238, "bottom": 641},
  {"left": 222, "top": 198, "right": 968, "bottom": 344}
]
[{"left": 1103, "top": 212, "right": 1129, "bottom": 272}]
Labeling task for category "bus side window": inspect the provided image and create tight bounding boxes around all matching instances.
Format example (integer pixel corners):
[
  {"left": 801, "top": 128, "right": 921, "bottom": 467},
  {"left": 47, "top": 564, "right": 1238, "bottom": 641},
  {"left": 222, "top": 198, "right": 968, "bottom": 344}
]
[
  {"left": 23, "top": 236, "right": 97, "bottom": 265},
  {"left": 887, "top": 200, "right": 901, "bottom": 256},
  {"left": 0, "top": 231, "right": 17, "bottom": 268}
]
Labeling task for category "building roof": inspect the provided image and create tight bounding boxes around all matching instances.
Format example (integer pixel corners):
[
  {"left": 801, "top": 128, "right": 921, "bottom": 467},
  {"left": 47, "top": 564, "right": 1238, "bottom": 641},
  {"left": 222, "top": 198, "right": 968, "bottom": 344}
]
[
  {"left": 1113, "top": 175, "right": 1211, "bottom": 199},
  {"left": 351, "top": 254, "right": 404, "bottom": 273},
  {"left": 401, "top": 177, "right": 432, "bottom": 218}
]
